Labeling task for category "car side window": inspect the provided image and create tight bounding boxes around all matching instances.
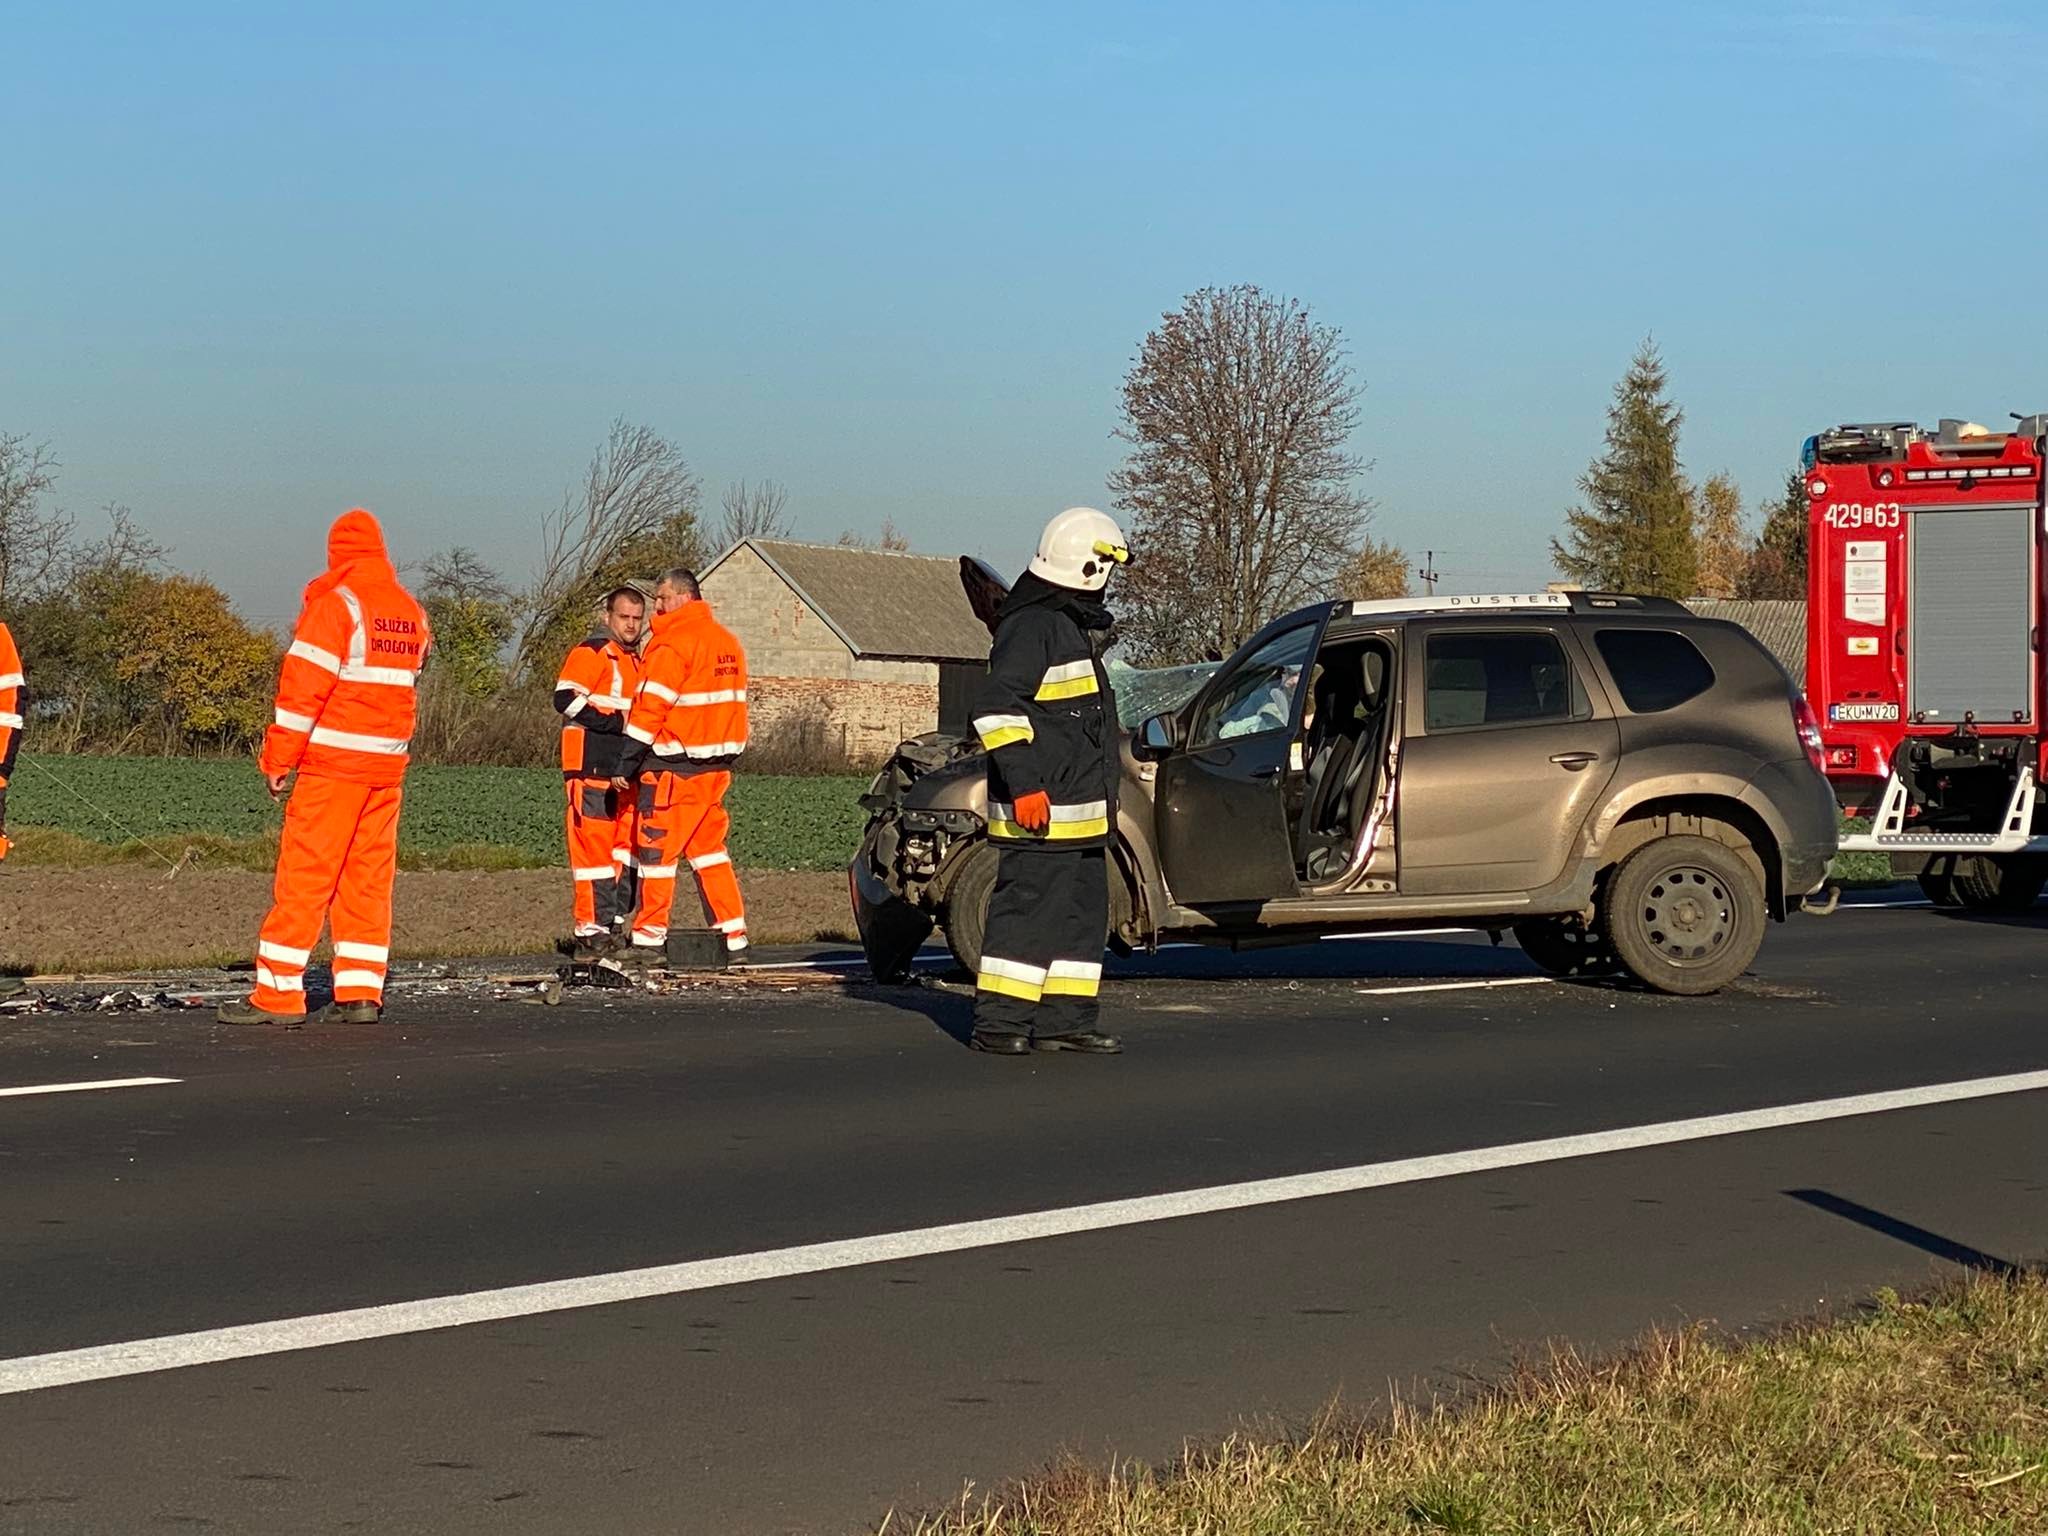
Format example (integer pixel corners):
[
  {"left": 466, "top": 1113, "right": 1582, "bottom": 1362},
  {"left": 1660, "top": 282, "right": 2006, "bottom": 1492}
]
[
  {"left": 1594, "top": 629, "right": 1715, "bottom": 713},
  {"left": 1189, "top": 626, "right": 1318, "bottom": 748},
  {"left": 1424, "top": 630, "right": 1579, "bottom": 732}
]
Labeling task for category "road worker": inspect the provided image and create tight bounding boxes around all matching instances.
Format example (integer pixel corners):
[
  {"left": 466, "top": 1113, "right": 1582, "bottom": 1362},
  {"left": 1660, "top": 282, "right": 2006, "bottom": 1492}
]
[
  {"left": 0, "top": 616, "right": 21, "bottom": 851},
  {"left": 555, "top": 584, "right": 647, "bottom": 958},
  {"left": 218, "top": 510, "right": 430, "bottom": 1027},
  {"left": 615, "top": 567, "right": 750, "bottom": 962},
  {"left": 968, "top": 507, "right": 1129, "bottom": 1056}
]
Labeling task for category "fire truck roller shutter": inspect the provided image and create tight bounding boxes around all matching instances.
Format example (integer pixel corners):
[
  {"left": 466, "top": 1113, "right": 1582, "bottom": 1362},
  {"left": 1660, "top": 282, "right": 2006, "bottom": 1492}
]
[{"left": 1909, "top": 504, "right": 2035, "bottom": 724}]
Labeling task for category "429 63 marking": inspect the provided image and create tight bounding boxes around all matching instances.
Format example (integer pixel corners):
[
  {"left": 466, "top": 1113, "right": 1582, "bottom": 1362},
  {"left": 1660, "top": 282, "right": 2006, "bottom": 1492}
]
[{"left": 1823, "top": 503, "right": 1902, "bottom": 530}]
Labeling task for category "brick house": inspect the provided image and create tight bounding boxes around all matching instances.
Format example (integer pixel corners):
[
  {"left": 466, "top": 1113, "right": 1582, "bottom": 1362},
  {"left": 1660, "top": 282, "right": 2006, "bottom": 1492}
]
[{"left": 698, "top": 539, "right": 994, "bottom": 764}]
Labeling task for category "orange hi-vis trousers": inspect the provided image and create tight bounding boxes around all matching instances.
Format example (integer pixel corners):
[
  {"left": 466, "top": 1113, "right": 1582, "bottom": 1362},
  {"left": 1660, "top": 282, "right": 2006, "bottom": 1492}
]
[
  {"left": 251, "top": 774, "right": 402, "bottom": 1014},
  {"left": 565, "top": 776, "right": 637, "bottom": 937},
  {"left": 629, "top": 770, "right": 747, "bottom": 953}
]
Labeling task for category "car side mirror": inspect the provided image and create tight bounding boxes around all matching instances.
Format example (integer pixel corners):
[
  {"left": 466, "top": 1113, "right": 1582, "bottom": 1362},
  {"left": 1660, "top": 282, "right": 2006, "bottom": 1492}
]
[{"left": 1137, "top": 713, "right": 1177, "bottom": 758}]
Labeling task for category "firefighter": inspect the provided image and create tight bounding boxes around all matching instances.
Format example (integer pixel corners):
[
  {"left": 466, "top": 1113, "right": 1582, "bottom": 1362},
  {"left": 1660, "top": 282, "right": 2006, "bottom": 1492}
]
[
  {"left": 218, "top": 510, "right": 430, "bottom": 1027},
  {"left": 615, "top": 567, "right": 750, "bottom": 961},
  {"left": 555, "top": 583, "right": 647, "bottom": 958},
  {"left": 968, "top": 507, "right": 1129, "bottom": 1056}
]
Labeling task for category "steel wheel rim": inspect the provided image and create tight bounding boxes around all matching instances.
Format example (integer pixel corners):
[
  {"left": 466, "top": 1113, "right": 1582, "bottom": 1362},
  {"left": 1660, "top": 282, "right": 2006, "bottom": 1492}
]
[{"left": 1637, "top": 864, "right": 1733, "bottom": 967}]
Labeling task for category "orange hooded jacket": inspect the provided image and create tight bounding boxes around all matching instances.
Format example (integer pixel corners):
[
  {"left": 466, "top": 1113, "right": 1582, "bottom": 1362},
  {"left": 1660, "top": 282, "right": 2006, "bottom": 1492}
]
[
  {"left": 620, "top": 598, "right": 748, "bottom": 774},
  {"left": 261, "top": 510, "right": 432, "bottom": 788}
]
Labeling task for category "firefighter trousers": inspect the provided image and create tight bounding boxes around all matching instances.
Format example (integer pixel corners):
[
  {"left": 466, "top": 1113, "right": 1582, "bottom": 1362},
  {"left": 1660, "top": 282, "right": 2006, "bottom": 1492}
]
[
  {"left": 252, "top": 773, "right": 401, "bottom": 1014},
  {"left": 629, "top": 770, "right": 748, "bottom": 952},
  {"left": 973, "top": 847, "right": 1108, "bottom": 1038},
  {"left": 565, "top": 776, "right": 637, "bottom": 937}
]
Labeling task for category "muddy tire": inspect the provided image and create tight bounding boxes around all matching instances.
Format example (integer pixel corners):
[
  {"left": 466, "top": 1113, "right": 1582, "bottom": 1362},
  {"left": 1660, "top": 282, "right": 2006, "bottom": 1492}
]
[
  {"left": 1511, "top": 918, "right": 1620, "bottom": 978},
  {"left": 1917, "top": 856, "right": 1966, "bottom": 909},
  {"left": 1604, "top": 835, "right": 1766, "bottom": 996},
  {"left": 1953, "top": 853, "right": 2048, "bottom": 914},
  {"left": 938, "top": 842, "right": 999, "bottom": 976}
]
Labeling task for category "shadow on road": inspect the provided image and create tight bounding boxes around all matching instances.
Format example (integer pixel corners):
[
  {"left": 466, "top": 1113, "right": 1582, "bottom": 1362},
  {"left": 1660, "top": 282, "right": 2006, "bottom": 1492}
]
[
  {"left": 841, "top": 980, "right": 977, "bottom": 1048},
  {"left": 1786, "top": 1188, "right": 2022, "bottom": 1278}
]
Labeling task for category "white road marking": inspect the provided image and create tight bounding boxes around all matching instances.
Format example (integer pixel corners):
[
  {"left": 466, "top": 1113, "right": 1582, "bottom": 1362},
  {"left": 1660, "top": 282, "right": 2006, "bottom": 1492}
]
[
  {"left": 4, "top": 1067, "right": 2045, "bottom": 1396},
  {"left": 0, "top": 1077, "right": 181, "bottom": 1100},
  {"left": 1356, "top": 976, "right": 1553, "bottom": 996}
]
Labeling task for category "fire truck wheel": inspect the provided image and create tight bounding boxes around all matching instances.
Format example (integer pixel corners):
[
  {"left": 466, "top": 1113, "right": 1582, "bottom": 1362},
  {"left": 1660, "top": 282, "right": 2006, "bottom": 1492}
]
[
  {"left": 1604, "top": 836, "right": 1766, "bottom": 997},
  {"left": 1953, "top": 854, "right": 2048, "bottom": 914},
  {"left": 1915, "top": 856, "right": 1967, "bottom": 909},
  {"left": 1511, "top": 918, "right": 1621, "bottom": 978}
]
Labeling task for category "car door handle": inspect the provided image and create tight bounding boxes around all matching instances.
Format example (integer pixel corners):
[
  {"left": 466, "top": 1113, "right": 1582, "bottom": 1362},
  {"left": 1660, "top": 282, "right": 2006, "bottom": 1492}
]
[
  {"left": 1550, "top": 752, "right": 1599, "bottom": 771},
  {"left": 1251, "top": 765, "right": 1284, "bottom": 781}
]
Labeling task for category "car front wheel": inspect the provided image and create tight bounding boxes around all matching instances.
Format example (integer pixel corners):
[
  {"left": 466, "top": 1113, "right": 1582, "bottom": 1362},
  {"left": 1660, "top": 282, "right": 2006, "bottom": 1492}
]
[{"left": 1603, "top": 835, "right": 1766, "bottom": 996}]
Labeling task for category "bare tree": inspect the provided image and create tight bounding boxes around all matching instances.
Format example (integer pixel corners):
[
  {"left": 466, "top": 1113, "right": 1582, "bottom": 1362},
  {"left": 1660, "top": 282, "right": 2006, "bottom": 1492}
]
[
  {"left": 0, "top": 434, "right": 73, "bottom": 601},
  {"left": 1111, "top": 286, "right": 1372, "bottom": 664},
  {"left": 417, "top": 545, "right": 513, "bottom": 608},
  {"left": 514, "top": 419, "right": 701, "bottom": 676},
  {"left": 718, "top": 479, "right": 792, "bottom": 548},
  {"left": 835, "top": 517, "right": 911, "bottom": 552}
]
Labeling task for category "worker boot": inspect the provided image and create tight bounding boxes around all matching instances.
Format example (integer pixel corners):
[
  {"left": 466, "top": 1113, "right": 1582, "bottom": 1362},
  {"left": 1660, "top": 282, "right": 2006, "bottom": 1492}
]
[
  {"left": 571, "top": 932, "right": 616, "bottom": 964},
  {"left": 315, "top": 1000, "right": 383, "bottom": 1025},
  {"left": 217, "top": 996, "right": 307, "bottom": 1027}
]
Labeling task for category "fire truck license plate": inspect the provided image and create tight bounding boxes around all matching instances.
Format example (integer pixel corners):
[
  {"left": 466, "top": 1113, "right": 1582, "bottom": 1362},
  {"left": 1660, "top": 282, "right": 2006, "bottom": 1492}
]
[{"left": 1828, "top": 703, "right": 1899, "bottom": 722}]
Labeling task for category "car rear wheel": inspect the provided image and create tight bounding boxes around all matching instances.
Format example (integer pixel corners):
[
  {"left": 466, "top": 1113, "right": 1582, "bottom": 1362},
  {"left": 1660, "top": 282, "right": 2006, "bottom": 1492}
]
[
  {"left": 938, "top": 842, "right": 999, "bottom": 976},
  {"left": 1953, "top": 853, "right": 2048, "bottom": 913},
  {"left": 1603, "top": 835, "right": 1765, "bottom": 996},
  {"left": 1511, "top": 918, "right": 1620, "bottom": 978}
]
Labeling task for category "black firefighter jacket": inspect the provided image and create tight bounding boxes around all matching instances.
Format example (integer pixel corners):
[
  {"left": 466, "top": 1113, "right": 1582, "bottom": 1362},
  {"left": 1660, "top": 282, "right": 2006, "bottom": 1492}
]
[{"left": 971, "top": 575, "right": 1120, "bottom": 850}]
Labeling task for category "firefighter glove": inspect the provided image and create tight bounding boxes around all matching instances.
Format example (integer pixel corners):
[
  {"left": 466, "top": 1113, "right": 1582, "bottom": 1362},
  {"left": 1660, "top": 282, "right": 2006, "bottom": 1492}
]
[{"left": 1013, "top": 790, "right": 1051, "bottom": 833}]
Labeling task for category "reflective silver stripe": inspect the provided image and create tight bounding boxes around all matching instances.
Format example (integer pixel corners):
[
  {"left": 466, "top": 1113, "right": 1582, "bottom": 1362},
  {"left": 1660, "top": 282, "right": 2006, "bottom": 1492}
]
[
  {"left": 562, "top": 694, "right": 588, "bottom": 717},
  {"left": 973, "top": 713, "right": 1031, "bottom": 736},
  {"left": 255, "top": 965, "right": 305, "bottom": 992},
  {"left": 1039, "top": 659, "right": 1094, "bottom": 687},
  {"left": 587, "top": 694, "right": 632, "bottom": 710},
  {"left": 716, "top": 917, "right": 747, "bottom": 933},
  {"left": 1046, "top": 959, "right": 1104, "bottom": 981},
  {"left": 726, "top": 936, "right": 749, "bottom": 951},
  {"left": 334, "top": 586, "right": 368, "bottom": 669},
  {"left": 337, "top": 663, "right": 416, "bottom": 687},
  {"left": 0, "top": 712, "right": 22, "bottom": 729},
  {"left": 636, "top": 861, "right": 679, "bottom": 878},
  {"left": 288, "top": 639, "right": 342, "bottom": 674},
  {"left": 258, "top": 940, "right": 311, "bottom": 966},
  {"left": 675, "top": 688, "right": 746, "bottom": 706},
  {"left": 308, "top": 725, "right": 410, "bottom": 755},
  {"left": 624, "top": 723, "right": 655, "bottom": 744},
  {"left": 333, "top": 941, "right": 389, "bottom": 963},
  {"left": 554, "top": 677, "right": 591, "bottom": 694},
  {"left": 0, "top": 671, "right": 25, "bottom": 689},
  {"left": 630, "top": 932, "right": 666, "bottom": 946},
  {"left": 683, "top": 740, "right": 747, "bottom": 758},
  {"left": 640, "top": 680, "right": 679, "bottom": 703},
  {"left": 572, "top": 865, "right": 615, "bottom": 881},
  {"left": 331, "top": 969, "right": 384, "bottom": 992},
  {"left": 689, "top": 851, "right": 731, "bottom": 871},
  {"left": 979, "top": 956, "right": 1049, "bottom": 985},
  {"left": 274, "top": 708, "right": 316, "bottom": 733},
  {"left": 1049, "top": 799, "right": 1110, "bottom": 823}
]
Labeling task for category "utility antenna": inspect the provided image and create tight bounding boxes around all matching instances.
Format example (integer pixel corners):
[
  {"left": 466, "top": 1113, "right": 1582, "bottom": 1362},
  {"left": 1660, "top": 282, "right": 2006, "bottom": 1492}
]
[{"left": 1416, "top": 551, "right": 1440, "bottom": 596}]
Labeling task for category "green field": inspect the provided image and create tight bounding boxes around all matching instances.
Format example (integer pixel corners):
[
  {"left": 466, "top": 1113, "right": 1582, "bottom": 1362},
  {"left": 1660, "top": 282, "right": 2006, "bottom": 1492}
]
[{"left": 7, "top": 755, "right": 872, "bottom": 871}]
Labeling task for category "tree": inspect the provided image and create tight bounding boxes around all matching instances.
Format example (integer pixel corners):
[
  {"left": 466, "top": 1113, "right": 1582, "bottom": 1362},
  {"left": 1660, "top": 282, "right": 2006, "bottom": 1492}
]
[
  {"left": 514, "top": 419, "right": 702, "bottom": 680},
  {"left": 1111, "top": 285, "right": 1371, "bottom": 665},
  {"left": 0, "top": 433, "right": 71, "bottom": 602},
  {"left": 416, "top": 546, "right": 516, "bottom": 699},
  {"left": 1551, "top": 340, "right": 1698, "bottom": 597},
  {"left": 1692, "top": 472, "right": 1748, "bottom": 599},
  {"left": 1338, "top": 535, "right": 1411, "bottom": 600},
  {"left": 109, "top": 574, "right": 279, "bottom": 750},
  {"left": 836, "top": 518, "right": 910, "bottom": 552},
  {"left": 1739, "top": 471, "right": 1809, "bottom": 599},
  {"left": 718, "top": 479, "right": 793, "bottom": 547}
]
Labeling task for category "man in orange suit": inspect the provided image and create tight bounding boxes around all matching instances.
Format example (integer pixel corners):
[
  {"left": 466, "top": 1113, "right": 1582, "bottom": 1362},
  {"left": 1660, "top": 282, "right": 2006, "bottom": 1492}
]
[
  {"left": 555, "top": 584, "right": 646, "bottom": 957},
  {"left": 219, "top": 510, "right": 430, "bottom": 1026}
]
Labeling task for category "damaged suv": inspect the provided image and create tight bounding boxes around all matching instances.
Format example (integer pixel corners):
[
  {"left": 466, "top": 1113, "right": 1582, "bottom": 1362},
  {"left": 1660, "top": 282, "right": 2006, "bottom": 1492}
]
[{"left": 852, "top": 574, "right": 1838, "bottom": 995}]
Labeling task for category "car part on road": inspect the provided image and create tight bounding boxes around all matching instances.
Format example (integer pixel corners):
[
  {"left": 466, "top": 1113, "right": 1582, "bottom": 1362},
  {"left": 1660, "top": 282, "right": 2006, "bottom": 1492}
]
[
  {"left": 1605, "top": 836, "right": 1767, "bottom": 996},
  {"left": 664, "top": 928, "right": 731, "bottom": 971},
  {"left": 1510, "top": 917, "right": 1621, "bottom": 978}
]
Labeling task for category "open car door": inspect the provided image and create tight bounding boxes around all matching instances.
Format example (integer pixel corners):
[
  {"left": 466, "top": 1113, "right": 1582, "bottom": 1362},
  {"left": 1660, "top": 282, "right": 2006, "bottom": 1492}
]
[{"left": 1151, "top": 615, "right": 1326, "bottom": 905}]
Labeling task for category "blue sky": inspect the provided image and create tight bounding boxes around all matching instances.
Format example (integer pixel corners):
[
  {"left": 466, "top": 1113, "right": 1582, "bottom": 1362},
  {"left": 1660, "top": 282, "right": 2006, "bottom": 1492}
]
[{"left": 3, "top": 1, "right": 2040, "bottom": 624}]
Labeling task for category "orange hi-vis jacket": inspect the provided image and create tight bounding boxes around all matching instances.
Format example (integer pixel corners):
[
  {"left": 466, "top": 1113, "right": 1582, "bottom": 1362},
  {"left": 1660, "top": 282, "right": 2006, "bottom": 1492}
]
[
  {"left": 620, "top": 599, "right": 748, "bottom": 775},
  {"left": 0, "top": 620, "right": 22, "bottom": 787},
  {"left": 260, "top": 510, "right": 431, "bottom": 789},
  {"left": 554, "top": 636, "right": 643, "bottom": 778}
]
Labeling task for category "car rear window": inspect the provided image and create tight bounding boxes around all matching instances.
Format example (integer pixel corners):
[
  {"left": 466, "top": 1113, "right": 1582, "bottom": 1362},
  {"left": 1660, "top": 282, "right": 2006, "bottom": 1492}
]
[
  {"left": 1424, "top": 631, "right": 1577, "bottom": 730},
  {"left": 1595, "top": 629, "right": 1715, "bottom": 713}
]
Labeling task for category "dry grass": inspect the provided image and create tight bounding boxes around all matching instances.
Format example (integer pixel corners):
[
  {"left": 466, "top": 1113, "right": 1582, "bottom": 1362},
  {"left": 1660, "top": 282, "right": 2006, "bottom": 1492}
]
[{"left": 882, "top": 1269, "right": 2048, "bottom": 1535}]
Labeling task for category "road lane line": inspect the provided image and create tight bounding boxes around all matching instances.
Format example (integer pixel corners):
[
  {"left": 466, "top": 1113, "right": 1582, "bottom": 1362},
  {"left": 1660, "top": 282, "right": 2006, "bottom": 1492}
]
[
  {"left": 0, "top": 1077, "right": 180, "bottom": 1100},
  {"left": 6, "top": 1066, "right": 2045, "bottom": 1395},
  {"left": 1357, "top": 977, "right": 1552, "bottom": 996}
]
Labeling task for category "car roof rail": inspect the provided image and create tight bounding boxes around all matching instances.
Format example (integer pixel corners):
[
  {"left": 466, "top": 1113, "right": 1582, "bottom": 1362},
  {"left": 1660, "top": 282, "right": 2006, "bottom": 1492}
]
[
  {"left": 1348, "top": 593, "right": 1570, "bottom": 617},
  {"left": 1562, "top": 591, "right": 1692, "bottom": 615}
]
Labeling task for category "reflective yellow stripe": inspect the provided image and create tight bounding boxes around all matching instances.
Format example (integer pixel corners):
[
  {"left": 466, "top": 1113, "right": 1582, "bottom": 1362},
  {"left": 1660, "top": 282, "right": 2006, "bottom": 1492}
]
[
  {"left": 1035, "top": 674, "right": 1099, "bottom": 701},
  {"left": 975, "top": 971, "right": 1044, "bottom": 1003},
  {"left": 979, "top": 725, "right": 1034, "bottom": 751},
  {"left": 989, "top": 817, "right": 1111, "bottom": 842},
  {"left": 1041, "top": 974, "right": 1100, "bottom": 998}
]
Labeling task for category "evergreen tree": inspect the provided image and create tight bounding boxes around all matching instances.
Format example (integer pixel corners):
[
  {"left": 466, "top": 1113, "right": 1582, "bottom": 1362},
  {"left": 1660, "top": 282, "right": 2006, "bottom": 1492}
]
[
  {"left": 1738, "top": 471, "right": 1808, "bottom": 599},
  {"left": 1551, "top": 341, "right": 1697, "bottom": 596},
  {"left": 1692, "top": 472, "right": 1748, "bottom": 598}
]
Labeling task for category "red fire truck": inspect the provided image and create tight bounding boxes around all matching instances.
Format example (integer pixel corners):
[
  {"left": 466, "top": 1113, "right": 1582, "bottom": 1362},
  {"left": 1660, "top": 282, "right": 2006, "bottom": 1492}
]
[{"left": 1805, "top": 415, "right": 2048, "bottom": 907}]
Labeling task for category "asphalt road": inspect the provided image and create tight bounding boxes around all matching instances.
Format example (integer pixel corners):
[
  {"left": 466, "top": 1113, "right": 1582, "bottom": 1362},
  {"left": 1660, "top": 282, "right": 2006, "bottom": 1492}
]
[{"left": 2, "top": 893, "right": 2045, "bottom": 1533}]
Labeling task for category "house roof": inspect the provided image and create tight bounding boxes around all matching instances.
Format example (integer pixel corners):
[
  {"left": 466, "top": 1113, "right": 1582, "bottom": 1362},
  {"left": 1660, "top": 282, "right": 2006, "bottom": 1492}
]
[
  {"left": 702, "top": 539, "right": 994, "bottom": 663},
  {"left": 1685, "top": 598, "right": 1806, "bottom": 688}
]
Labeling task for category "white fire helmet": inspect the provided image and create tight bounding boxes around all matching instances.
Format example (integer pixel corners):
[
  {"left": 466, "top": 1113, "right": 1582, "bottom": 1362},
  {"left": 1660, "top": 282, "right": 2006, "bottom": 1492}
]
[{"left": 1028, "top": 507, "right": 1131, "bottom": 593}]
